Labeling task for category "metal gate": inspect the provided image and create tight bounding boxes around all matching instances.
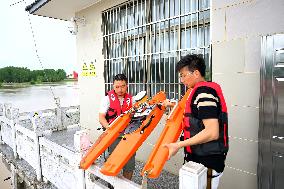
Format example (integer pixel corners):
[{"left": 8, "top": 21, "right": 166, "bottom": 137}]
[{"left": 259, "top": 34, "right": 284, "bottom": 189}]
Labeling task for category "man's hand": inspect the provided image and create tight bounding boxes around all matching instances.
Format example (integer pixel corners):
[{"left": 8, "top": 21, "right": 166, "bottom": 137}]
[
  {"left": 163, "top": 142, "right": 180, "bottom": 160},
  {"left": 99, "top": 113, "right": 110, "bottom": 129},
  {"left": 162, "top": 99, "right": 175, "bottom": 107}
]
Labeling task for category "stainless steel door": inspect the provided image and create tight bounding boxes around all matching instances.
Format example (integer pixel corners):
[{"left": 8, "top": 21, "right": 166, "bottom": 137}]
[{"left": 259, "top": 34, "right": 284, "bottom": 189}]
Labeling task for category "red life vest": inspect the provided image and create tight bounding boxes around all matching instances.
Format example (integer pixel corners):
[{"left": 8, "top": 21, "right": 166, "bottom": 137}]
[
  {"left": 183, "top": 81, "right": 228, "bottom": 156},
  {"left": 105, "top": 90, "right": 132, "bottom": 124}
]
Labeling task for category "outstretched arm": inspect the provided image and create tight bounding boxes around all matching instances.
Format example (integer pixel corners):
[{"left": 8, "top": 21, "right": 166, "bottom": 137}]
[{"left": 164, "top": 118, "right": 219, "bottom": 159}]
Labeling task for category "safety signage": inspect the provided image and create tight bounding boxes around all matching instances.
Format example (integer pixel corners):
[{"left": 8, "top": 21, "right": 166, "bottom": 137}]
[{"left": 81, "top": 61, "right": 97, "bottom": 77}]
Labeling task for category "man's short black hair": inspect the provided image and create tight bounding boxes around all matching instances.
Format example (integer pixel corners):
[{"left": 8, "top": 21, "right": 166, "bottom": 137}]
[
  {"left": 176, "top": 54, "right": 206, "bottom": 77},
  {"left": 113, "top": 74, "right": 128, "bottom": 83}
]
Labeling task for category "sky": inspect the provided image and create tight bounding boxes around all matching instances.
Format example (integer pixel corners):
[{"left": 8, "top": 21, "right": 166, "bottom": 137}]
[{"left": 0, "top": 0, "right": 77, "bottom": 74}]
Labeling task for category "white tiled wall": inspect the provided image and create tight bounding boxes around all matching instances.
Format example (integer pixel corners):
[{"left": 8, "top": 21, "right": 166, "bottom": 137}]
[
  {"left": 212, "top": 0, "right": 284, "bottom": 188},
  {"left": 224, "top": 0, "right": 284, "bottom": 40}
]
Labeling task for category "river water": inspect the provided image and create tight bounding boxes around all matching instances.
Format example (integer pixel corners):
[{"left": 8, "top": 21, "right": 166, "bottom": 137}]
[{"left": 0, "top": 81, "right": 79, "bottom": 188}]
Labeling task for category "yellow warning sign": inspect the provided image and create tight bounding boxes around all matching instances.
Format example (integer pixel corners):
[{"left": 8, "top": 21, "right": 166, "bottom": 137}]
[
  {"left": 82, "top": 62, "right": 89, "bottom": 76},
  {"left": 81, "top": 62, "right": 97, "bottom": 77},
  {"left": 82, "top": 63, "right": 88, "bottom": 71},
  {"left": 89, "top": 62, "right": 96, "bottom": 77}
]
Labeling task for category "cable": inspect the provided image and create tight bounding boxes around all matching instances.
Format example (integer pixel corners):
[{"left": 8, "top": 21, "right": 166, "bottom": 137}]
[{"left": 11, "top": 0, "right": 60, "bottom": 108}]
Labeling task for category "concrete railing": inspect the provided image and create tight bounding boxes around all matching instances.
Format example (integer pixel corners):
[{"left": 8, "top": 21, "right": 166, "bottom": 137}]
[
  {"left": 0, "top": 103, "right": 207, "bottom": 189},
  {"left": 0, "top": 103, "right": 81, "bottom": 186}
]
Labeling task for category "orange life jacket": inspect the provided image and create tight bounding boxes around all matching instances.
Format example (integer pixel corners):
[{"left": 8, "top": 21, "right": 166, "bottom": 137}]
[
  {"left": 106, "top": 90, "right": 132, "bottom": 124},
  {"left": 183, "top": 82, "right": 228, "bottom": 156}
]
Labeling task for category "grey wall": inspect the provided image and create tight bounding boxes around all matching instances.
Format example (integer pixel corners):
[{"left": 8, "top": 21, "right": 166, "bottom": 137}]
[{"left": 211, "top": 0, "right": 284, "bottom": 188}]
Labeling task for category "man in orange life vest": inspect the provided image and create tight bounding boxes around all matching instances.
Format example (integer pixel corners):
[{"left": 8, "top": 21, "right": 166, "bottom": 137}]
[
  {"left": 163, "top": 54, "right": 228, "bottom": 189},
  {"left": 99, "top": 74, "right": 135, "bottom": 180}
]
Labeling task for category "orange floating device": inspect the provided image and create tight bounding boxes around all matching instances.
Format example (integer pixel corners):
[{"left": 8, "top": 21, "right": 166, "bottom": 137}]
[
  {"left": 141, "top": 89, "right": 191, "bottom": 178},
  {"left": 80, "top": 91, "right": 149, "bottom": 170},
  {"left": 100, "top": 91, "right": 166, "bottom": 176}
]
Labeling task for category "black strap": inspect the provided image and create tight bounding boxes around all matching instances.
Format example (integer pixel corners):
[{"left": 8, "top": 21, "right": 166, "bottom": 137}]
[
  {"left": 106, "top": 108, "right": 117, "bottom": 122},
  {"left": 184, "top": 113, "right": 191, "bottom": 117},
  {"left": 140, "top": 115, "right": 155, "bottom": 134},
  {"left": 106, "top": 113, "right": 117, "bottom": 120},
  {"left": 183, "top": 150, "right": 191, "bottom": 164},
  {"left": 184, "top": 126, "right": 190, "bottom": 131},
  {"left": 157, "top": 104, "right": 162, "bottom": 110},
  {"left": 108, "top": 107, "right": 116, "bottom": 112}
]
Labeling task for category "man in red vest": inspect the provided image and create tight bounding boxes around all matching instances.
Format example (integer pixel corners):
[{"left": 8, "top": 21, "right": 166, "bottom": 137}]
[
  {"left": 163, "top": 54, "right": 228, "bottom": 189},
  {"left": 99, "top": 74, "right": 134, "bottom": 181}
]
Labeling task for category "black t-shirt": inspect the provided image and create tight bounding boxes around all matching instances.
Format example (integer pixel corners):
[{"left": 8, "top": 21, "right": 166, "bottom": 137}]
[
  {"left": 186, "top": 86, "right": 226, "bottom": 173},
  {"left": 191, "top": 86, "right": 220, "bottom": 120}
]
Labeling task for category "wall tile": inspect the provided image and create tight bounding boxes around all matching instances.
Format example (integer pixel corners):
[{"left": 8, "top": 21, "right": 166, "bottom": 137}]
[
  {"left": 226, "top": 138, "right": 258, "bottom": 174},
  {"left": 228, "top": 105, "right": 259, "bottom": 141},
  {"left": 244, "top": 36, "right": 261, "bottom": 73},
  {"left": 219, "top": 166, "right": 257, "bottom": 189},
  {"left": 226, "top": 0, "right": 284, "bottom": 40},
  {"left": 211, "top": 9, "right": 226, "bottom": 43},
  {"left": 213, "top": 73, "right": 259, "bottom": 107},
  {"left": 212, "top": 39, "right": 245, "bottom": 73}
]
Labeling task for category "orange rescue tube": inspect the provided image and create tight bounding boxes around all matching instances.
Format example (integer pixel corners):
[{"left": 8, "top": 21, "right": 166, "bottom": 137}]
[
  {"left": 100, "top": 91, "right": 166, "bottom": 176},
  {"left": 80, "top": 95, "right": 148, "bottom": 170},
  {"left": 141, "top": 89, "right": 191, "bottom": 178}
]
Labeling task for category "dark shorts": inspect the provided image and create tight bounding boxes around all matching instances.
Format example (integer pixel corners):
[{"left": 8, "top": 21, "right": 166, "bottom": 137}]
[{"left": 106, "top": 137, "right": 136, "bottom": 172}]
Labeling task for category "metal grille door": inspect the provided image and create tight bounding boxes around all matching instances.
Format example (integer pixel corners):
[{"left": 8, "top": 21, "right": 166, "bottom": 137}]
[
  {"left": 259, "top": 34, "right": 284, "bottom": 189},
  {"left": 102, "top": 0, "right": 211, "bottom": 99}
]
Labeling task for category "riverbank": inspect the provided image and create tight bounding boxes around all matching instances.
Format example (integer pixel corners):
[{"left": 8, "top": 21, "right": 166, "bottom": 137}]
[
  {"left": 0, "top": 79, "right": 77, "bottom": 89},
  {"left": 0, "top": 80, "right": 79, "bottom": 113},
  {"left": 0, "top": 82, "right": 79, "bottom": 188}
]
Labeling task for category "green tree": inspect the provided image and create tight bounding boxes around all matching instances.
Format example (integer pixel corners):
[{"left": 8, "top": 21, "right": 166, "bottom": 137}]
[{"left": 0, "top": 66, "right": 67, "bottom": 83}]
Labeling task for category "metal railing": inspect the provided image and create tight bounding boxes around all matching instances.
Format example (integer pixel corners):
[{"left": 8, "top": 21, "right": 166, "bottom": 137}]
[{"left": 102, "top": 0, "right": 211, "bottom": 99}]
